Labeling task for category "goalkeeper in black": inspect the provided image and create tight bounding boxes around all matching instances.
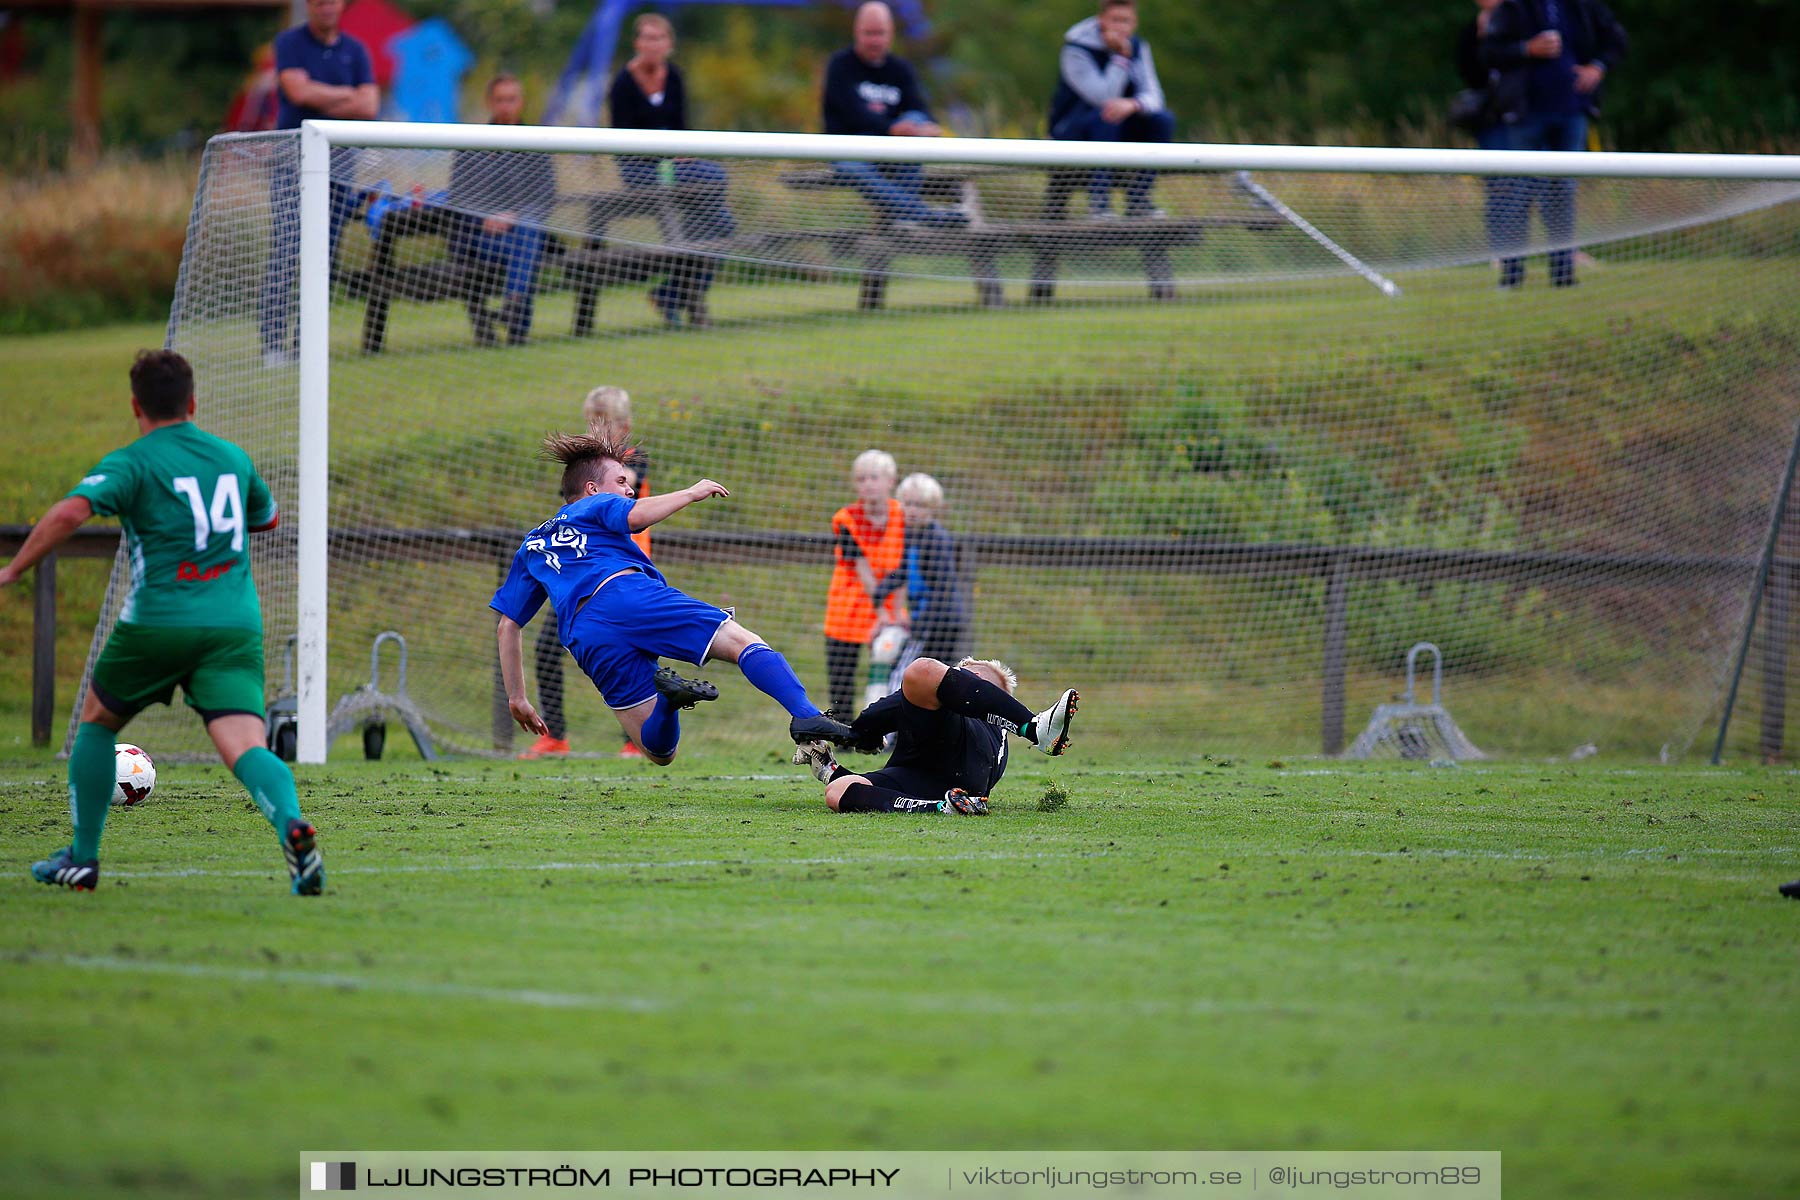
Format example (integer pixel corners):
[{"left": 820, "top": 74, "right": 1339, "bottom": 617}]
[{"left": 794, "top": 656, "right": 1077, "bottom": 815}]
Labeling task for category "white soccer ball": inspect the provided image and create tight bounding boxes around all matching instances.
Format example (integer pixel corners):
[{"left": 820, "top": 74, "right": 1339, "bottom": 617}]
[{"left": 113, "top": 744, "right": 156, "bottom": 807}]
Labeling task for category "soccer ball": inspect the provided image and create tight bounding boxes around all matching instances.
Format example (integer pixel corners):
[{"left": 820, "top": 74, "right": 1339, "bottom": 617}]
[{"left": 113, "top": 744, "right": 156, "bottom": 807}]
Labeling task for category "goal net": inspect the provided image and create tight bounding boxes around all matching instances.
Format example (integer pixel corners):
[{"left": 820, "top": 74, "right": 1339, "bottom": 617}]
[{"left": 72, "top": 126, "right": 1800, "bottom": 764}]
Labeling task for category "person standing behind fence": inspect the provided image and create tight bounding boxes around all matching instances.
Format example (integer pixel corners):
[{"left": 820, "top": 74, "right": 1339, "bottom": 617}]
[
  {"left": 260, "top": 0, "right": 377, "bottom": 368},
  {"left": 1479, "top": 0, "right": 1626, "bottom": 288},
  {"left": 608, "top": 13, "right": 735, "bottom": 329},
  {"left": 873, "top": 473, "right": 969, "bottom": 690},
  {"left": 1456, "top": 0, "right": 1511, "bottom": 270},
  {"left": 823, "top": 449, "right": 906, "bottom": 716},
  {"left": 1047, "top": 0, "right": 1175, "bottom": 219},
  {"left": 521, "top": 386, "right": 654, "bottom": 760},
  {"left": 821, "top": 1, "right": 968, "bottom": 229},
  {"left": 449, "top": 74, "right": 556, "bottom": 347}
]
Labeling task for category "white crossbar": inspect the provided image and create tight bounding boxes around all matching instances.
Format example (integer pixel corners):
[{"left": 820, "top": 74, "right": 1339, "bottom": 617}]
[{"left": 302, "top": 120, "right": 1800, "bottom": 181}]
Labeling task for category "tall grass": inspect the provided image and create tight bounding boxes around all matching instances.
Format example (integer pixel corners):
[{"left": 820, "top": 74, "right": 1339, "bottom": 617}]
[{"left": 0, "top": 157, "right": 197, "bottom": 334}]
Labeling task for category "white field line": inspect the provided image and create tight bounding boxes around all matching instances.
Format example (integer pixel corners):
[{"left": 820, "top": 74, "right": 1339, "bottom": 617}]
[
  {"left": 12, "top": 952, "right": 1749, "bottom": 1023},
  {"left": 89, "top": 842, "right": 1796, "bottom": 882},
  {"left": 1267, "top": 767, "right": 1790, "bottom": 779},
  {"left": 105, "top": 849, "right": 1077, "bottom": 880},
  {"left": 21, "top": 953, "right": 661, "bottom": 1011},
  {"left": 6, "top": 767, "right": 1791, "bottom": 792},
  {"left": 413, "top": 767, "right": 1790, "bottom": 783}
]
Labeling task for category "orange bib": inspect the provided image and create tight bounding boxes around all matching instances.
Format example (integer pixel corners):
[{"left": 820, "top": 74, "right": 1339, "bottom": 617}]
[{"left": 823, "top": 499, "right": 905, "bottom": 642}]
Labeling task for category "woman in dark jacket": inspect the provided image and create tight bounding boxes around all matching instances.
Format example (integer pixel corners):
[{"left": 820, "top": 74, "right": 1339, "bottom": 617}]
[{"left": 606, "top": 13, "right": 735, "bottom": 327}]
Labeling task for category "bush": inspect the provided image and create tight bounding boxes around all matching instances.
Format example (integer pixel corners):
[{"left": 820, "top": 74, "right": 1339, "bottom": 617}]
[{"left": 1097, "top": 389, "right": 1390, "bottom": 542}]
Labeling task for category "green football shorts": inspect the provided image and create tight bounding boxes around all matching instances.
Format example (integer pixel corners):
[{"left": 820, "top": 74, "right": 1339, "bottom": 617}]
[{"left": 90, "top": 622, "right": 267, "bottom": 721}]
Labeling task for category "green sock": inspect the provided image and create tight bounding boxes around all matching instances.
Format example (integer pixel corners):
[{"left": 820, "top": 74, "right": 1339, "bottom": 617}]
[
  {"left": 232, "top": 746, "right": 303, "bottom": 832},
  {"left": 68, "top": 722, "right": 116, "bottom": 862}
]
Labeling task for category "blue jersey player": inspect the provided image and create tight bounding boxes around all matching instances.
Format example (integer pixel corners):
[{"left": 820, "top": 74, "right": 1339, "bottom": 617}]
[{"left": 493, "top": 432, "right": 854, "bottom": 762}]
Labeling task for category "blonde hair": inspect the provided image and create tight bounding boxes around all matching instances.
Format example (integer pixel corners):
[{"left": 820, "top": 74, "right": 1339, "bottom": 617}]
[
  {"left": 956, "top": 657, "right": 1018, "bottom": 694},
  {"left": 582, "top": 385, "right": 632, "bottom": 436},
  {"left": 896, "top": 472, "right": 943, "bottom": 511},
  {"left": 852, "top": 448, "right": 897, "bottom": 481},
  {"left": 634, "top": 12, "right": 674, "bottom": 40}
]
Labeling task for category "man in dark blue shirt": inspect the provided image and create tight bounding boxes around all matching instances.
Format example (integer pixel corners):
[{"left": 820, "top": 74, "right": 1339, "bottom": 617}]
[
  {"left": 1480, "top": 0, "right": 1626, "bottom": 288},
  {"left": 259, "top": 0, "right": 378, "bottom": 365},
  {"left": 273, "top": 0, "right": 377, "bottom": 128},
  {"left": 820, "top": 1, "right": 967, "bottom": 229}
]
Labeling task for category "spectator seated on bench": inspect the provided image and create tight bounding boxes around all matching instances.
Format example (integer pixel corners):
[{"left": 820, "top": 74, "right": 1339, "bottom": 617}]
[
  {"left": 447, "top": 74, "right": 556, "bottom": 346},
  {"left": 1048, "top": 0, "right": 1175, "bottom": 219},
  {"left": 822, "top": 2, "right": 968, "bottom": 230},
  {"left": 608, "top": 14, "right": 734, "bottom": 326},
  {"left": 608, "top": 14, "right": 737, "bottom": 328}
]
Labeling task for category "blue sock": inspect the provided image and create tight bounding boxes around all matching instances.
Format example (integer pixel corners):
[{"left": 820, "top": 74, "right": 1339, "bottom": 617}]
[
  {"left": 737, "top": 642, "right": 819, "bottom": 718},
  {"left": 638, "top": 695, "right": 681, "bottom": 757}
]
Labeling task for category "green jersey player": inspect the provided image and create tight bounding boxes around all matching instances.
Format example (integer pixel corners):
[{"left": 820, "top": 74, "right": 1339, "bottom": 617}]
[{"left": 0, "top": 350, "right": 324, "bottom": 894}]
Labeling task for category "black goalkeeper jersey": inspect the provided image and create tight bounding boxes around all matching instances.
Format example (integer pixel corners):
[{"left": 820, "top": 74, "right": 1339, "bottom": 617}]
[{"left": 850, "top": 692, "right": 1010, "bottom": 798}]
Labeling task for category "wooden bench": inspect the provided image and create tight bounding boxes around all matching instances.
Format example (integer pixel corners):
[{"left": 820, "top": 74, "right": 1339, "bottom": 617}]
[
  {"left": 778, "top": 165, "right": 1284, "bottom": 308},
  {"left": 780, "top": 164, "right": 993, "bottom": 209},
  {"left": 344, "top": 170, "right": 1289, "bottom": 348},
  {"left": 344, "top": 203, "right": 523, "bottom": 354},
  {"left": 345, "top": 185, "right": 763, "bottom": 351},
  {"left": 561, "top": 183, "right": 801, "bottom": 337}
]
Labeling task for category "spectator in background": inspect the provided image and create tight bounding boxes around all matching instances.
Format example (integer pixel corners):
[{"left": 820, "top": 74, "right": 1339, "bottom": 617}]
[
  {"left": 609, "top": 13, "right": 736, "bottom": 328},
  {"left": 1480, "top": 0, "right": 1627, "bottom": 288},
  {"left": 822, "top": 1, "right": 968, "bottom": 229},
  {"left": 873, "top": 473, "right": 970, "bottom": 692},
  {"left": 823, "top": 449, "right": 907, "bottom": 717},
  {"left": 606, "top": 14, "right": 732, "bottom": 325},
  {"left": 449, "top": 74, "right": 555, "bottom": 346},
  {"left": 1455, "top": 0, "right": 1510, "bottom": 268},
  {"left": 1048, "top": 0, "right": 1174, "bottom": 219},
  {"left": 609, "top": 13, "right": 687, "bottom": 138},
  {"left": 224, "top": 44, "right": 279, "bottom": 132},
  {"left": 521, "top": 386, "right": 654, "bottom": 760},
  {"left": 260, "top": 0, "right": 377, "bottom": 368}
]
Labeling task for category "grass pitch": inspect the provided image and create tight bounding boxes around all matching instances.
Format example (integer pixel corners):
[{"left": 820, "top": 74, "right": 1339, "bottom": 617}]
[{"left": 2, "top": 750, "right": 1796, "bottom": 1199}]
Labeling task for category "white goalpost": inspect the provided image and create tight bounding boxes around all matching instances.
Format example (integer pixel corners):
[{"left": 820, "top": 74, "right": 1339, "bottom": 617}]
[{"left": 84, "top": 121, "right": 1800, "bottom": 765}]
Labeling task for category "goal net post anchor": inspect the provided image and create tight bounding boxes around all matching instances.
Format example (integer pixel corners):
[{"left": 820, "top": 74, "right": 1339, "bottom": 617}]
[{"left": 1345, "top": 642, "right": 1486, "bottom": 762}]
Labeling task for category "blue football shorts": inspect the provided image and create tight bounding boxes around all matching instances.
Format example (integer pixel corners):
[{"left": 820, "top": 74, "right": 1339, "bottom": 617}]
[{"left": 565, "top": 571, "right": 732, "bottom": 709}]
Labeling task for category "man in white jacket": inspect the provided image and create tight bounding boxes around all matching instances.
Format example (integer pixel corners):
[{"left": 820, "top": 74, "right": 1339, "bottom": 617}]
[{"left": 1047, "top": 0, "right": 1175, "bottom": 218}]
